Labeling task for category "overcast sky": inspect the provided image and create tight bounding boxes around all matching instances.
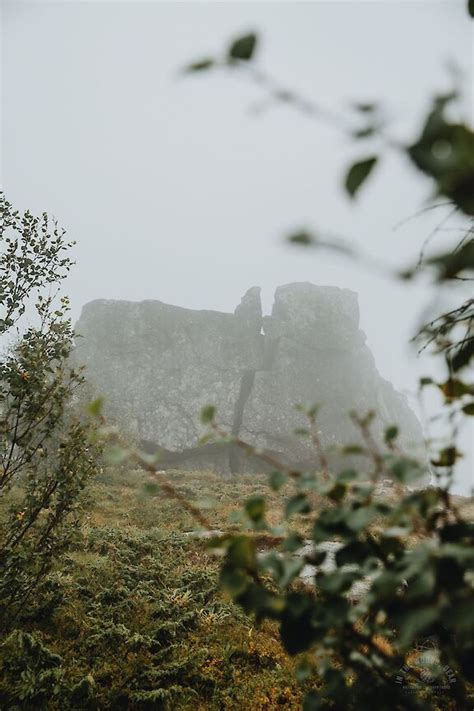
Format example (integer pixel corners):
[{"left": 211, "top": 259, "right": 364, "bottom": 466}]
[{"left": 2, "top": 0, "right": 473, "bottom": 491}]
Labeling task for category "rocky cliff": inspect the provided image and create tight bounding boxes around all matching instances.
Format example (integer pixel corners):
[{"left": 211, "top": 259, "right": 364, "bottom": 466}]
[{"left": 74, "top": 283, "right": 426, "bottom": 474}]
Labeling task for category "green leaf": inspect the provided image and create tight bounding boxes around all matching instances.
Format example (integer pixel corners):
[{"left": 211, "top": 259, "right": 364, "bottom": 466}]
[
  {"left": 199, "top": 432, "right": 215, "bottom": 445},
  {"left": 200, "top": 405, "right": 216, "bottom": 424},
  {"left": 281, "top": 532, "right": 304, "bottom": 552},
  {"left": 70, "top": 675, "right": 95, "bottom": 705},
  {"left": 279, "top": 557, "right": 304, "bottom": 588},
  {"left": 259, "top": 551, "right": 284, "bottom": 579},
  {"left": 294, "top": 427, "right": 309, "bottom": 436},
  {"left": 468, "top": 0, "right": 474, "bottom": 20},
  {"left": 220, "top": 567, "right": 250, "bottom": 596},
  {"left": 287, "top": 231, "right": 314, "bottom": 246},
  {"left": 312, "top": 507, "right": 350, "bottom": 542},
  {"left": 306, "top": 404, "right": 321, "bottom": 418},
  {"left": 371, "top": 570, "right": 405, "bottom": 601},
  {"left": 317, "top": 569, "right": 359, "bottom": 595},
  {"left": 184, "top": 58, "right": 215, "bottom": 73},
  {"left": 342, "top": 444, "right": 365, "bottom": 455},
  {"left": 337, "top": 468, "right": 360, "bottom": 483},
  {"left": 431, "top": 446, "right": 462, "bottom": 467},
  {"left": 285, "top": 493, "right": 311, "bottom": 519},
  {"left": 390, "top": 457, "right": 425, "bottom": 483},
  {"left": 419, "top": 377, "right": 433, "bottom": 387},
  {"left": 296, "top": 658, "right": 313, "bottom": 682},
  {"left": 227, "top": 536, "right": 256, "bottom": 570},
  {"left": 228, "top": 33, "right": 257, "bottom": 61},
  {"left": 269, "top": 470, "right": 288, "bottom": 491},
  {"left": 384, "top": 425, "right": 399, "bottom": 444},
  {"left": 397, "top": 606, "right": 440, "bottom": 650},
  {"left": 426, "top": 241, "right": 474, "bottom": 280},
  {"left": 352, "top": 126, "right": 376, "bottom": 139},
  {"left": 237, "top": 581, "right": 283, "bottom": 616},
  {"left": 408, "top": 107, "right": 474, "bottom": 216},
  {"left": 345, "top": 506, "right": 378, "bottom": 532},
  {"left": 405, "top": 567, "right": 436, "bottom": 599},
  {"left": 326, "top": 482, "right": 347, "bottom": 503},
  {"left": 345, "top": 157, "right": 378, "bottom": 198},
  {"left": 352, "top": 102, "right": 378, "bottom": 113},
  {"left": 439, "top": 542, "right": 474, "bottom": 564},
  {"left": 280, "top": 595, "right": 316, "bottom": 654},
  {"left": 308, "top": 550, "right": 327, "bottom": 566},
  {"left": 462, "top": 402, "right": 474, "bottom": 415},
  {"left": 104, "top": 445, "right": 128, "bottom": 465},
  {"left": 452, "top": 338, "right": 474, "bottom": 371},
  {"left": 335, "top": 540, "right": 371, "bottom": 566},
  {"left": 87, "top": 397, "right": 104, "bottom": 417},
  {"left": 298, "top": 472, "right": 317, "bottom": 492},
  {"left": 245, "top": 495, "right": 265, "bottom": 523},
  {"left": 352, "top": 483, "right": 375, "bottom": 499},
  {"left": 438, "top": 378, "right": 473, "bottom": 400}
]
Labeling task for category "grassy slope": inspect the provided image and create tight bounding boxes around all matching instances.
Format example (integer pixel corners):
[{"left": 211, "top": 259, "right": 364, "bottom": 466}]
[
  {"left": 3, "top": 469, "right": 473, "bottom": 710},
  {"left": 2, "top": 469, "right": 309, "bottom": 710}
]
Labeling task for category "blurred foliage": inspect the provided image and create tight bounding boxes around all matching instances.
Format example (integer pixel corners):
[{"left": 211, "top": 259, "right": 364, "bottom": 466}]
[
  {"left": 186, "top": 29, "right": 474, "bottom": 378},
  {"left": 185, "top": 23, "right": 474, "bottom": 710},
  {"left": 198, "top": 406, "right": 474, "bottom": 710}
]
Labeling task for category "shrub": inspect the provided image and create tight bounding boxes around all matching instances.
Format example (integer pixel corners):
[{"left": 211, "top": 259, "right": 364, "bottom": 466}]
[
  {"left": 199, "top": 407, "right": 474, "bottom": 710},
  {"left": 0, "top": 194, "right": 101, "bottom": 627}
]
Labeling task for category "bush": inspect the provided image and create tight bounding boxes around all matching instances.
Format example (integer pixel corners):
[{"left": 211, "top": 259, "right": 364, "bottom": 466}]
[
  {"left": 185, "top": 24, "right": 474, "bottom": 709},
  {"left": 0, "top": 194, "right": 101, "bottom": 626},
  {"left": 199, "top": 407, "right": 474, "bottom": 710}
]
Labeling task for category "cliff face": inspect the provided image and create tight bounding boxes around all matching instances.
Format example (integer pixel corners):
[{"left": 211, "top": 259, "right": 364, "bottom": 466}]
[{"left": 74, "top": 283, "right": 426, "bottom": 474}]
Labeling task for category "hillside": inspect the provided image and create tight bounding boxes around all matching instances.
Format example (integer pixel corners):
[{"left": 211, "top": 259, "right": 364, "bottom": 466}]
[{"left": 0, "top": 470, "right": 313, "bottom": 710}]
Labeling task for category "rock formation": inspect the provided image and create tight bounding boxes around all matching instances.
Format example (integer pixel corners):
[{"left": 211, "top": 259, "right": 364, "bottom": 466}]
[{"left": 74, "top": 283, "right": 426, "bottom": 474}]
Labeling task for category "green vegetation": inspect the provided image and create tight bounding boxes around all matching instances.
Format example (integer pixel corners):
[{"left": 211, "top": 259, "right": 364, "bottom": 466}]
[
  {"left": 0, "top": 194, "right": 101, "bottom": 625},
  {"left": 0, "top": 469, "right": 311, "bottom": 710},
  {"left": 199, "top": 410, "right": 474, "bottom": 710},
  {"left": 2, "top": 6, "right": 474, "bottom": 710},
  {"left": 182, "top": 20, "right": 474, "bottom": 710}
]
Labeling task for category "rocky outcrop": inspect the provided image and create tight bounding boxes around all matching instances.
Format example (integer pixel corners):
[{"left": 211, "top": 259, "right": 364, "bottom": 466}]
[{"left": 74, "top": 283, "right": 426, "bottom": 474}]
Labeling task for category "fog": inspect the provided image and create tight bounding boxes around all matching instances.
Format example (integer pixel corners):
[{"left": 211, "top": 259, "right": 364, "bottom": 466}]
[{"left": 2, "top": 0, "right": 472, "bottom": 492}]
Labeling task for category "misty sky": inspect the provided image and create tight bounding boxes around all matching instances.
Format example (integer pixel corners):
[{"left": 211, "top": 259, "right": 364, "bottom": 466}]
[{"left": 2, "top": 1, "right": 473, "bottom": 492}]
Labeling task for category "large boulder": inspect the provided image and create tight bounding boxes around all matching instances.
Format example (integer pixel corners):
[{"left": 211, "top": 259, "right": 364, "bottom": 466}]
[
  {"left": 240, "top": 284, "right": 424, "bottom": 467},
  {"left": 74, "top": 283, "right": 426, "bottom": 475},
  {"left": 74, "top": 291, "right": 264, "bottom": 451}
]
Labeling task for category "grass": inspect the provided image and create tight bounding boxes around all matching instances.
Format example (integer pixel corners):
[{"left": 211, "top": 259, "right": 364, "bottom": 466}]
[
  {"left": 0, "top": 468, "right": 311, "bottom": 710},
  {"left": 2, "top": 467, "right": 473, "bottom": 709},
  {"left": 86, "top": 467, "right": 296, "bottom": 533}
]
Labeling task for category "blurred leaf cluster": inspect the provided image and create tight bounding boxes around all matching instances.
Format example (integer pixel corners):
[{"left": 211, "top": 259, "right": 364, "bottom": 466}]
[
  {"left": 186, "top": 30, "right": 474, "bottom": 382},
  {"left": 199, "top": 407, "right": 474, "bottom": 710},
  {"left": 188, "top": 22, "right": 474, "bottom": 709}
]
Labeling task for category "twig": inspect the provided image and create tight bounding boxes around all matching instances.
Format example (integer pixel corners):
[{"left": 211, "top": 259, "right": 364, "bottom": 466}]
[{"left": 130, "top": 450, "right": 213, "bottom": 530}]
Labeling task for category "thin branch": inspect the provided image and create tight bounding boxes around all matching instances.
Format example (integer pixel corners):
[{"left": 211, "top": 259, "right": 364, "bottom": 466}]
[{"left": 129, "top": 449, "right": 213, "bottom": 530}]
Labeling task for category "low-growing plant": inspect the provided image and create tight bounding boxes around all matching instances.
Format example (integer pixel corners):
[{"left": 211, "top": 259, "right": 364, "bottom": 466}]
[{"left": 0, "top": 513, "right": 306, "bottom": 710}]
